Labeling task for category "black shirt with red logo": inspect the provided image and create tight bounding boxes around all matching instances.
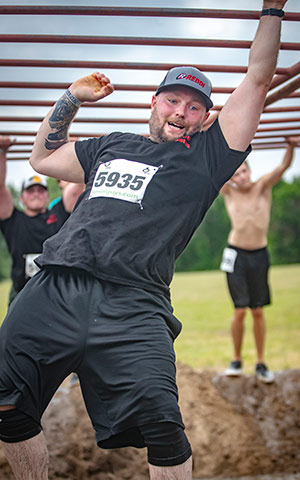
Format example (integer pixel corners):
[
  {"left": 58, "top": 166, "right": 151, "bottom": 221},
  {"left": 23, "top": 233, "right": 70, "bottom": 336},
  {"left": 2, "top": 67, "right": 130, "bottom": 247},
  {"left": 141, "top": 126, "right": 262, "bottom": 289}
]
[
  {"left": 36, "top": 120, "right": 251, "bottom": 298},
  {"left": 0, "top": 208, "right": 65, "bottom": 292}
]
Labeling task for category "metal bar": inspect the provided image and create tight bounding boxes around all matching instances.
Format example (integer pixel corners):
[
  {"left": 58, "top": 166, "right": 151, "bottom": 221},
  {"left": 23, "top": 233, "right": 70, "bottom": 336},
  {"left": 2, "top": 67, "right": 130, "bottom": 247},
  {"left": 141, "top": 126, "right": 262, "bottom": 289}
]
[
  {"left": 0, "top": 99, "right": 151, "bottom": 109},
  {"left": 269, "top": 62, "right": 300, "bottom": 90},
  {"left": 254, "top": 132, "right": 300, "bottom": 139},
  {"left": 0, "top": 6, "right": 298, "bottom": 21},
  {"left": 256, "top": 125, "right": 300, "bottom": 133},
  {"left": 2, "top": 99, "right": 300, "bottom": 113},
  {"left": 2, "top": 116, "right": 300, "bottom": 125},
  {"left": 3, "top": 127, "right": 299, "bottom": 138},
  {"left": 1, "top": 34, "right": 299, "bottom": 51},
  {"left": 0, "top": 59, "right": 290, "bottom": 76},
  {"left": 0, "top": 81, "right": 235, "bottom": 94},
  {"left": 265, "top": 76, "right": 300, "bottom": 106},
  {"left": 0, "top": 116, "right": 149, "bottom": 124},
  {"left": 259, "top": 117, "right": 300, "bottom": 124},
  {"left": 263, "top": 106, "right": 300, "bottom": 113}
]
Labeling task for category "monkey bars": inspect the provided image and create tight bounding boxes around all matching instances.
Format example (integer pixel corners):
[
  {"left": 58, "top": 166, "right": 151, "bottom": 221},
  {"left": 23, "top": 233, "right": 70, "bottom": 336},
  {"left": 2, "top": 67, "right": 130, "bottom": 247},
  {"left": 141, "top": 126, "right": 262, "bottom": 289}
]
[{"left": 0, "top": 4, "right": 299, "bottom": 160}]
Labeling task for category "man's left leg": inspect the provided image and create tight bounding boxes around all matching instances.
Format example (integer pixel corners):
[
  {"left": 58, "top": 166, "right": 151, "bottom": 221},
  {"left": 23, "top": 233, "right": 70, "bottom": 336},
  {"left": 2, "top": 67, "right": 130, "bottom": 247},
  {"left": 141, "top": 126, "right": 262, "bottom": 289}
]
[
  {"left": 148, "top": 455, "right": 192, "bottom": 479},
  {"left": 251, "top": 307, "right": 265, "bottom": 364},
  {"left": 251, "top": 307, "right": 274, "bottom": 383},
  {"left": 140, "top": 422, "right": 192, "bottom": 480}
]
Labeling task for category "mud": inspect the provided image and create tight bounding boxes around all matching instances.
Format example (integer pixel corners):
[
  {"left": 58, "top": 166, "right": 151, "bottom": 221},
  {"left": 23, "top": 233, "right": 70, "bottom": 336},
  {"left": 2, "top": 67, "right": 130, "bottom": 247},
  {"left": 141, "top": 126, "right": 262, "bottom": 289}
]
[{"left": 0, "top": 363, "right": 299, "bottom": 479}]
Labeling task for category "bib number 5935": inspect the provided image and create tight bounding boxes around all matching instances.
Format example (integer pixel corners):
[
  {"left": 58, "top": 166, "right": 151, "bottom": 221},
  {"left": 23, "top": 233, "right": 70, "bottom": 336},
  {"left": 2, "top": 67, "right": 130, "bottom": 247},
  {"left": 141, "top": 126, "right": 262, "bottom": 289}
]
[
  {"left": 89, "top": 158, "right": 159, "bottom": 204},
  {"left": 94, "top": 171, "right": 146, "bottom": 191}
]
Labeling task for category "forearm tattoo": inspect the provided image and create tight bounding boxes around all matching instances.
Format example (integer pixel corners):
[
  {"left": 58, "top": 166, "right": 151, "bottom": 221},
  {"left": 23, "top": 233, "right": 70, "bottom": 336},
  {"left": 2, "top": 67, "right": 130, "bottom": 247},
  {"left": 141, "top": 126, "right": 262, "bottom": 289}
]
[{"left": 45, "top": 90, "right": 79, "bottom": 150}]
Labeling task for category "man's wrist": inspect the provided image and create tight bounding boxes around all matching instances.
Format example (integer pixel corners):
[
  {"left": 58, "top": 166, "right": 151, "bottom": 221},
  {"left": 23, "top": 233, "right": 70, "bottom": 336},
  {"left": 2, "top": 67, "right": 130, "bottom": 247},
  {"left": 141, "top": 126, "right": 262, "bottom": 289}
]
[
  {"left": 65, "top": 89, "right": 82, "bottom": 108},
  {"left": 261, "top": 8, "right": 285, "bottom": 18}
]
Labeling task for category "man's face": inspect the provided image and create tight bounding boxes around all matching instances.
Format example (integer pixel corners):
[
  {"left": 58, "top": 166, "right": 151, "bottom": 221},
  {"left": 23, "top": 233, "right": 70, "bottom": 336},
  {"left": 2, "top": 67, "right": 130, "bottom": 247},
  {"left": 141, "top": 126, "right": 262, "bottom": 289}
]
[
  {"left": 149, "top": 86, "right": 209, "bottom": 143},
  {"left": 231, "top": 163, "right": 251, "bottom": 189},
  {"left": 20, "top": 185, "right": 49, "bottom": 213}
]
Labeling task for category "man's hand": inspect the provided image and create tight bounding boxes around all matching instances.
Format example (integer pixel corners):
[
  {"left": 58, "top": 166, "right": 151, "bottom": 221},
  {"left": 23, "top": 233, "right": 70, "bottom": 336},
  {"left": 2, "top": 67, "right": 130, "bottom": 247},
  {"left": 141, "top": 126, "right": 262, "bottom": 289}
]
[
  {"left": 0, "top": 136, "right": 15, "bottom": 152},
  {"left": 286, "top": 136, "right": 300, "bottom": 147},
  {"left": 69, "top": 72, "right": 114, "bottom": 103},
  {"left": 263, "top": 1, "right": 288, "bottom": 9}
]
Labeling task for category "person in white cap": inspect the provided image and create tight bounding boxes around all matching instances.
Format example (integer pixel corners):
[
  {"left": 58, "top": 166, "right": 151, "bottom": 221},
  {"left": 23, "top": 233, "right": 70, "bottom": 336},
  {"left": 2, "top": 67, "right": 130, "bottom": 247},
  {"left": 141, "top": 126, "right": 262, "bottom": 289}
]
[
  {"left": 0, "top": 135, "right": 83, "bottom": 305},
  {"left": 0, "top": 2, "right": 289, "bottom": 479}
]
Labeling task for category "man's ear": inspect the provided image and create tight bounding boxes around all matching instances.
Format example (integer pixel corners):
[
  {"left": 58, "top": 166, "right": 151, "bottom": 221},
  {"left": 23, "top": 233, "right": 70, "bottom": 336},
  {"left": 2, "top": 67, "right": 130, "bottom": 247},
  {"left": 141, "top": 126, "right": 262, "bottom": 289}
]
[
  {"left": 202, "top": 111, "right": 218, "bottom": 131},
  {"left": 150, "top": 95, "right": 157, "bottom": 111}
]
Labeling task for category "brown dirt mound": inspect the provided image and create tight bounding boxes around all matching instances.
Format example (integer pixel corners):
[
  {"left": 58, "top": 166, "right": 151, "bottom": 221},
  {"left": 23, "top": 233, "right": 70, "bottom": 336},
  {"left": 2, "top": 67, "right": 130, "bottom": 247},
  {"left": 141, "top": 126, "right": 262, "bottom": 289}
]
[{"left": 0, "top": 363, "right": 299, "bottom": 479}]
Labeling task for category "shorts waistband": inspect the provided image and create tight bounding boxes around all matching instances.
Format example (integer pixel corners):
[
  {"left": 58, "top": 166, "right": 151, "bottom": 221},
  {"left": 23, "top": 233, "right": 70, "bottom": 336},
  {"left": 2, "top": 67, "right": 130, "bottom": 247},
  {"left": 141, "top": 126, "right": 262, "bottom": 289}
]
[{"left": 228, "top": 244, "right": 267, "bottom": 254}]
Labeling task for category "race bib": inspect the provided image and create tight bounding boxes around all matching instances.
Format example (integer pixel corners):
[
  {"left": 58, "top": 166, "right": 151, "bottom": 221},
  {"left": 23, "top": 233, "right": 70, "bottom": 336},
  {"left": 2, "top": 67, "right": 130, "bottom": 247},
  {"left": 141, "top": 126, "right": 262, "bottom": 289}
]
[
  {"left": 89, "top": 159, "right": 160, "bottom": 205},
  {"left": 220, "top": 248, "right": 238, "bottom": 273},
  {"left": 24, "top": 253, "right": 40, "bottom": 278}
]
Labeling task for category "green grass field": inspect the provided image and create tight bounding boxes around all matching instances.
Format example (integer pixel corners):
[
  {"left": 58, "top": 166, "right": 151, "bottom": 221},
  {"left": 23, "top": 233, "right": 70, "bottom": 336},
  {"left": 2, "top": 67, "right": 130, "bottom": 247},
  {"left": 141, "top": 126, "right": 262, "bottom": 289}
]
[{"left": 1, "top": 264, "right": 299, "bottom": 373}]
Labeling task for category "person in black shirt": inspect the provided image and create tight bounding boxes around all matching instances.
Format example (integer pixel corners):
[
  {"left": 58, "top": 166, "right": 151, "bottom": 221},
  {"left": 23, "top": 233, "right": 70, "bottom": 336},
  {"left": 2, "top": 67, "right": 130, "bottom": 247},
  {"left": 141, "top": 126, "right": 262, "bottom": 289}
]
[
  {"left": 0, "top": 137, "right": 54, "bottom": 303},
  {"left": 0, "top": 137, "right": 84, "bottom": 305},
  {"left": 0, "top": 3, "right": 289, "bottom": 479}
]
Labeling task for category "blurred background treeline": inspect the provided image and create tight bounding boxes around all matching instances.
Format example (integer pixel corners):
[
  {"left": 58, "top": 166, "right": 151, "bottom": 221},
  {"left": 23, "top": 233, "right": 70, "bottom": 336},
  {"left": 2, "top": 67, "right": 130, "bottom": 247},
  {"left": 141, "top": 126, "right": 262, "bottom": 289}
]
[{"left": 1, "top": 177, "right": 300, "bottom": 282}]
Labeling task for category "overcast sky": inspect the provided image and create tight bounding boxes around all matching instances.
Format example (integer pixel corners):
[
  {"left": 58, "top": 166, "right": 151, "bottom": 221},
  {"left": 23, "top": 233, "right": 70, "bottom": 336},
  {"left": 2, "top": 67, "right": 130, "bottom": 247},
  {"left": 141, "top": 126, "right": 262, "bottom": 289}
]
[{"left": 0, "top": 0, "right": 299, "bottom": 189}]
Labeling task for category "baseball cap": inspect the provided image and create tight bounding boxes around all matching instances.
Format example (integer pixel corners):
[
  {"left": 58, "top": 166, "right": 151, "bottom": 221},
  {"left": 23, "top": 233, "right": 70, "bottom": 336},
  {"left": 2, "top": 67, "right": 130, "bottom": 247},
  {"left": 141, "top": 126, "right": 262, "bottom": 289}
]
[
  {"left": 22, "top": 175, "right": 48, "bottom": 191},
  {"left": 155, "top": 66, "right": 213, "bottom": 111}
]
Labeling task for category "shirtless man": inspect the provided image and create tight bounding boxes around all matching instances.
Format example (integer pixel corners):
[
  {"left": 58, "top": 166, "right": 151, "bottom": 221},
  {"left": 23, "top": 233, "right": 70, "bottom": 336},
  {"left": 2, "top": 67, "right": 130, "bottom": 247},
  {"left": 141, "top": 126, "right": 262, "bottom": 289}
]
[{"left": 221, "top": 136, "right": 299, "bottom": 382}]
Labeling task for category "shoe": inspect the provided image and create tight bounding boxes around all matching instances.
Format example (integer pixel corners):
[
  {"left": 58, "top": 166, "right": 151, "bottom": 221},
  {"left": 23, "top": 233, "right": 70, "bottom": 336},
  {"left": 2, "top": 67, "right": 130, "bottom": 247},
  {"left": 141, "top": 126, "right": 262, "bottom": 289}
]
[
  {"left": 255, "top": 363, "right": 275, "bottom": 383},
  {"left": 225, "top": 360, "right": 243, "bottom": 376}
]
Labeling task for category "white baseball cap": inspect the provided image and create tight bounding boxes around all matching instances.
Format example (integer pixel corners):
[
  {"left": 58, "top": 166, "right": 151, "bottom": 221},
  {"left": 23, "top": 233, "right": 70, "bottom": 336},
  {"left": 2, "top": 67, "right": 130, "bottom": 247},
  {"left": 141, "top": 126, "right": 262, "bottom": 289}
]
[{"left": 22, "top": 175, "right": 48, "bottom": 191}]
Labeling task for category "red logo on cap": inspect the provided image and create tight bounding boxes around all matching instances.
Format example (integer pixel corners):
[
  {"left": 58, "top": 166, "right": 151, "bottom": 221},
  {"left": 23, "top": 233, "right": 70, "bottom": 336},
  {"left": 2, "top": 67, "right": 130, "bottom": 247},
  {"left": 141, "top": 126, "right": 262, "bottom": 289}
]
[
  {"left": 176, "top": 73, "right": 187, "bottom": 80},
  {"left": 176, "top": 73, "right": 205, "bottom": 88}
]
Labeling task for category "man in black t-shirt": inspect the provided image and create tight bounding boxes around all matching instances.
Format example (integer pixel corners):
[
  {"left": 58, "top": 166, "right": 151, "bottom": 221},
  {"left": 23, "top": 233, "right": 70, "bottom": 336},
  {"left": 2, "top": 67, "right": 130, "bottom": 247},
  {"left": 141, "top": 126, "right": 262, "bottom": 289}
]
[
  {"left": 0, "top": 3, "right": 289, "bottom": 479},
  {"left": 0, "top": 137, "right": 83, "bottom": 305},
  {"left": 0, "top": 137, "right": 56, "bottom": 303}
]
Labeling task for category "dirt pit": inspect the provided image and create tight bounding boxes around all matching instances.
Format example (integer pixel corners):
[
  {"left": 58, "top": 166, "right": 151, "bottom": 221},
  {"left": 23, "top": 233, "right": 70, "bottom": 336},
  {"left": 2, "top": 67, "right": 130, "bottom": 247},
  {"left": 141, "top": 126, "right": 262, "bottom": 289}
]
[{"left": 0, "top": 363, "right": 299, "bottom": 479}]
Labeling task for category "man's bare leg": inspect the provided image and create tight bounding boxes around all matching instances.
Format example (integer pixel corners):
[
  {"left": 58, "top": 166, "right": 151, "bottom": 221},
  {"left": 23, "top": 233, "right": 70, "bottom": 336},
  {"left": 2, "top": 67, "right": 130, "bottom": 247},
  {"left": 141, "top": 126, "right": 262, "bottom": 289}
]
[
  {"left": 1, "top": 431, "right": 49, "bottom": 480},
  {"left": 231, "top": 307, "right": 247, "bottom": 360},
  {"left": 251, "top": 307, "right": 266, "bottom": 364},
  {"left": 148, "top": 455, "right": 192, "bottom": 479},
  {"left": 0, "top": 405, "right": 49, "bottom": 480}
]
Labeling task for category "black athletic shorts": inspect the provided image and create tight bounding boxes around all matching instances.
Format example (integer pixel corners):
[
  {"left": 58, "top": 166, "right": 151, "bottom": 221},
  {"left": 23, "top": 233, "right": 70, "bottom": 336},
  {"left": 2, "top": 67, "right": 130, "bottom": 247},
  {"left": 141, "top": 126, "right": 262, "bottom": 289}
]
[
  {"left": 221, "top": 245, "right": 271, "bottom": 309},
  {"left": 0, "top": 267, "right": 184, "bottom": 448}
]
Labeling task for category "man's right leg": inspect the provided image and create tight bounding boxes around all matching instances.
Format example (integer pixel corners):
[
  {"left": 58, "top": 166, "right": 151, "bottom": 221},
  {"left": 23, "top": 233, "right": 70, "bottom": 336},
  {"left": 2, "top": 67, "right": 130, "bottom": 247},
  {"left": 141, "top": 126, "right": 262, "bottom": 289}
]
[
  {"left": 148, "top": 455, "right": 192, "bottom": 479},
  {"left": 225, "top": 307, "right": 247, "bottom": 376},
  {"left": 0, "top": 405, "right": 49, "bottom": 480},
  {"left": 231, "top": 307, "right": 247, "bottom": 361}
]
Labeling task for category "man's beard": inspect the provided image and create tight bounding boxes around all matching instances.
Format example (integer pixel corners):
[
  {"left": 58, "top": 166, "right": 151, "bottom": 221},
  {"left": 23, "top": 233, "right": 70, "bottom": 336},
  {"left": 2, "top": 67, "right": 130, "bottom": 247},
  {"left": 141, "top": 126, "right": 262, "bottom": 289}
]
[
  {"left": 149, "top": 105, "right": 203, "bottom": 143},
  {"left": 149, "top": 108, "right": 171, "bottom": 143}
]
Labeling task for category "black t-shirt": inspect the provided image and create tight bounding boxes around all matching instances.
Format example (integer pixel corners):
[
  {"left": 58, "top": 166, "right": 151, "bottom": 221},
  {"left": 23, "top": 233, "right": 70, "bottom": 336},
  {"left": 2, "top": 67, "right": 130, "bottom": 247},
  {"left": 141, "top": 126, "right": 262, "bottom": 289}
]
[
  {"left": 50, "top": 198, "right": 70, "bottom": 229},
  {"left": 36, "top": 121, "right": 250, "bottom": 298},
  {"left": 0, "top": 207, "right": 65, "bottom": 292}
]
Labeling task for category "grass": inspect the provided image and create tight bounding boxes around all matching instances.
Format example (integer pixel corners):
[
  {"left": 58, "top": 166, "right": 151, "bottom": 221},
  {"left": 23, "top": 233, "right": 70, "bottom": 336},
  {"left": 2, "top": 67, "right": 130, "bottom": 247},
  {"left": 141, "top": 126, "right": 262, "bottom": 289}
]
[
  {"left": 0, "top": 279, "right": 11, "bottom": 323},
  {"left": 0, "top": 264, "right": 299, "bottom": 373},
  {"left": 171, "top": 264, "right": 300, "bottom": 373}
]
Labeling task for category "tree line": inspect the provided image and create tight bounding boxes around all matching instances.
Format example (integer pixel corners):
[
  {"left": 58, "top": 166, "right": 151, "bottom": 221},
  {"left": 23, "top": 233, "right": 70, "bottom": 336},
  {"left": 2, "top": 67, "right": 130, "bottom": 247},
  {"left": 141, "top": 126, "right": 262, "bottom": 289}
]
[{"left": 1, "top": 178, "right": 299, "bottom": 282}]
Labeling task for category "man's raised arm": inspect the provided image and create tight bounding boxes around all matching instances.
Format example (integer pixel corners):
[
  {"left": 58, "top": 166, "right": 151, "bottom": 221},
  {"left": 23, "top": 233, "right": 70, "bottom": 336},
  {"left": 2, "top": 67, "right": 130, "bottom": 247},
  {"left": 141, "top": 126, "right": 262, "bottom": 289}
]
[
  {"left": 260, "top": 136, "right": 300, "bottom": 188},
  {"left": 30, "top": 72, "right": 114, "bottom": 183},
  {"left": 218, "top": 1, "right": 288, "bottom": 152},
  {"left": 0, "top": 136, "right": 15, "bottom": 220}
]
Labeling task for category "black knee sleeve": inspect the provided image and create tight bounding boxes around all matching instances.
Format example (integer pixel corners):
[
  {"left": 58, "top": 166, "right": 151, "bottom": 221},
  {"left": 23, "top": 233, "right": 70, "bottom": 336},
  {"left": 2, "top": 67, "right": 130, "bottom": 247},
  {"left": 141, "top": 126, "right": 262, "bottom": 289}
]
[
  {"left": 139, "top": 422, "right": 192, "bottom": 467},
  {"left": 0, "top": 409, "right": 42, "bottom": 443}
]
